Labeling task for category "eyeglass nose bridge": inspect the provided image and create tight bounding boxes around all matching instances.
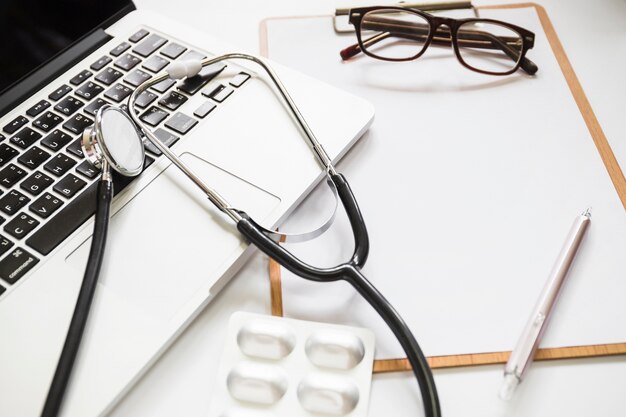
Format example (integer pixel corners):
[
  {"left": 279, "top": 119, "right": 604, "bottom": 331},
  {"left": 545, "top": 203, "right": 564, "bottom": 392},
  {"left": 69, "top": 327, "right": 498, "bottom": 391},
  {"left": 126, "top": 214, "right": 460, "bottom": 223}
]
[
  {"left": 427, "top": 19, "right": 473, "bottom": 67},
  {"left": 427, "top": 19, "right": 456, "bottom": 48},
  {"left": 433, "top": 17, "right": 457, "bottom": 29}
]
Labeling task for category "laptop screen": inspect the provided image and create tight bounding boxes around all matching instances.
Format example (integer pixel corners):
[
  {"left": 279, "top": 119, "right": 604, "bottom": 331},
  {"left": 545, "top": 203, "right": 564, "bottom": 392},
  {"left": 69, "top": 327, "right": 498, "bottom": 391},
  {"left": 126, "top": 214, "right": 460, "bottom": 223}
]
[{"left": 0, "top": 0, "right": 133, "bottom": 95}]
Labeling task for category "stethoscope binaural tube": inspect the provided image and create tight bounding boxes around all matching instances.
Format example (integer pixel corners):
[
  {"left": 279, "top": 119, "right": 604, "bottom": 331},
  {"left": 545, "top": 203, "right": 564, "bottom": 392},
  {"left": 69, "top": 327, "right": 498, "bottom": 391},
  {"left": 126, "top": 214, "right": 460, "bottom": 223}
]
[{"left": 41, "top": 106, "right": 146, "bottom": 417}]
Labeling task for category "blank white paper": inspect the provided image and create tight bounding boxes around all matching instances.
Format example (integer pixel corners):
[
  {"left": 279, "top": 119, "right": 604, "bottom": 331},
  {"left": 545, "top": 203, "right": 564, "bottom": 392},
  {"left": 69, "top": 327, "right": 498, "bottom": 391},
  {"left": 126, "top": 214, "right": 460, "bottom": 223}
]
[{"left": 265, "top": 7, "right": 626, "bottom": 358}]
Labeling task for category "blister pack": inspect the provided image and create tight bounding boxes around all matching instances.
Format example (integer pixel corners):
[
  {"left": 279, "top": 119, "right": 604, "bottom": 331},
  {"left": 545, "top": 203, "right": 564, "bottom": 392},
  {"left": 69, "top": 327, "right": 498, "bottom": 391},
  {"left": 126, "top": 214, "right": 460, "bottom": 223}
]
[{"left": 208, "top": 312, "right": 375, "bottom": 417}]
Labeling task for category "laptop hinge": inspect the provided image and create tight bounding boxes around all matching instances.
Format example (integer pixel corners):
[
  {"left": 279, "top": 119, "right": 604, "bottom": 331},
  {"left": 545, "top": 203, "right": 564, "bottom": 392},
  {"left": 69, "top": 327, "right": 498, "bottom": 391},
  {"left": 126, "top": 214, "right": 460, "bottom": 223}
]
[{"left": 0, "top": 3, "right": 136, "bottom": 119}]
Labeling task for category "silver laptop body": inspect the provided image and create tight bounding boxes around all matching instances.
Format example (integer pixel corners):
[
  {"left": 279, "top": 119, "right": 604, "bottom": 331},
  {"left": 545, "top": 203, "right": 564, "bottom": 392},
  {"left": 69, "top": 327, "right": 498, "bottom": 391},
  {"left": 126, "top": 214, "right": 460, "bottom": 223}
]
[{"left": 0, "top": 5, "right": 374, "bottom": 416}]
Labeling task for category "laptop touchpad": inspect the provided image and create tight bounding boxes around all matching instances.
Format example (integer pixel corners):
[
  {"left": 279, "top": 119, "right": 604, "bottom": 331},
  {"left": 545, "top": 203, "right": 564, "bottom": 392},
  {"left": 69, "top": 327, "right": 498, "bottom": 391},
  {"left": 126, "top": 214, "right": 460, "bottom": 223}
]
[{"left": 66, "top": 152, "right": 281, "bottom": 320}]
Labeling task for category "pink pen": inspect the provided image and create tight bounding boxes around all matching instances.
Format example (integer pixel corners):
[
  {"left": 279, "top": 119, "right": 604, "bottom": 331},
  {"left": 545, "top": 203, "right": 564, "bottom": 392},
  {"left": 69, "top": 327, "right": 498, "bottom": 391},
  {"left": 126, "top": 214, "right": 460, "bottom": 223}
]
[{"left": 499, "top": 208, "right": 592, "bottom": 400}]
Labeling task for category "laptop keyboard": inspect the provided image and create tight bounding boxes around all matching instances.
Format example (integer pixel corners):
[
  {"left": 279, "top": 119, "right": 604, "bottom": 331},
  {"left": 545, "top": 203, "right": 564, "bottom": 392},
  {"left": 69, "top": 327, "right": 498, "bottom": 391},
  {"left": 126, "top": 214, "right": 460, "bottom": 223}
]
[{"left": 0, "top": 28, "right": 251, "bottom": 296}]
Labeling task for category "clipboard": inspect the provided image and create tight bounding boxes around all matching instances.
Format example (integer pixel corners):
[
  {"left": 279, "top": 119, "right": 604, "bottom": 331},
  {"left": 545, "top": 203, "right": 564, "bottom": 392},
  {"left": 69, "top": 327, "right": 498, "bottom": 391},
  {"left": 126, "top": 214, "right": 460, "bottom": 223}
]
[{"left": 259, "top": 3, "right": 626, "bottom": 373}]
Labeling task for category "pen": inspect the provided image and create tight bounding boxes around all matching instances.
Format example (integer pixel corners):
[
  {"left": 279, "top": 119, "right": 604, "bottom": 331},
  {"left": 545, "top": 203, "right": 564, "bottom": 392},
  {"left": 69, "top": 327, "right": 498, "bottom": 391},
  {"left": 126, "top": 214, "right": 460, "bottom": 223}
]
[{"left": 499, "top": 208, "right": 592, "bottom": 400}]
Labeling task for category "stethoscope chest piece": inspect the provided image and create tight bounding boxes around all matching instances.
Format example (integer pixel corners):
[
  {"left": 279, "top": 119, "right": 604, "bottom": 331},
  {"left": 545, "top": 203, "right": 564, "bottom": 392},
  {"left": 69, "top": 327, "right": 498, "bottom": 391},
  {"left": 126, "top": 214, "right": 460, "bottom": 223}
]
[{"left": 82, "top": 105, "right": 145, "bottom": 177}]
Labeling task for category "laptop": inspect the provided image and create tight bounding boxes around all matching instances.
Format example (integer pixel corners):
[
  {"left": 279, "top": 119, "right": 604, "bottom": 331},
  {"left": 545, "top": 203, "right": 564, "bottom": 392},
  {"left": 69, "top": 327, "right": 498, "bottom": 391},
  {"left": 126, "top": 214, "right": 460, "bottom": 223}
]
[{"left": 0, "top": 1, "right": 374, "bottom": 415}]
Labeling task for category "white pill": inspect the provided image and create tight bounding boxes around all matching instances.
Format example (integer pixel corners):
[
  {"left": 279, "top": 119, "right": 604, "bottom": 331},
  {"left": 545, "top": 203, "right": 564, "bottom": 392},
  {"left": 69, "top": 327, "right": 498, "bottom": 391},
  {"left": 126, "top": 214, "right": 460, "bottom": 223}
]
[
  {"left": 237, "top": 321, "right": 296, "bottom": 360},
  {"left": 297, "top": 373, "right": 360, "bottom": 415},
  {"left": 305, "top": 331, "right": 365, "bottom": 370},
  {"left": 226, "top": 362, "right": 288, "bottom": 405}
]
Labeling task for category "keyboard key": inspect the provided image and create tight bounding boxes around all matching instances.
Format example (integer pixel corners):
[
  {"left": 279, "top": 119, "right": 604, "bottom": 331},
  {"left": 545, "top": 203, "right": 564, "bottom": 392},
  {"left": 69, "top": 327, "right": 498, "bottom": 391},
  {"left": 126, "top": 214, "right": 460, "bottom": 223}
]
[
  {"left": 124, "top": 69, "right": 152, "bottom": 87},
  {"left": 18, "top": 146, "right": 50, "bottom": 169},
  {"left": 29, "top": 193, "right": 63, "bottom": 219},
  {"left": 27, "top": 182, "right": 96, "bottom": 255},
  {"left": 142, "top": 55, "right": 169, "bottom": 73},
  {"left": 177, "top": 63, "right": 226, "bottom": 95},
  {"left": 44, "top": 154, "right": 76, "bottom": 177},
  {"left": 110, "top": 41, "right": 131, "bottom": 57},
  {"left": 0, "top": 283, "right": 4, "bottom": 295},
  {"left": 230, "top": 72, "right": 251, "bottom": 87},
  {"left": 161, "top": 42, "right": 187, "bottom": 59},
  {"left": 104, "top": 83, "right": 133, "bottom": 103},
  {"left": 84, "top": 98, "right": 110, "bottom": 116},
  {"left": 90, "top": 55, "right": 112, "bottom": 71},
  {"left": 26, "top": 100, "right": 51, "bottom": 117},
  {"left": 165, "top": 112, "right": 197, "bottom": 135},
  {"left": 203, "top": 84, "right": 233, "bottom": 103},
  {"left": 0, "top": 164, "right": 27, "bottom": 188},
  {"left": 193, "top": 101, "right": 216, "bottom": 119},
  {"left": 151, "top": 78, "right": 176, "bottom": 94},
  {"left": 53, "top": 174, "right": 86, "bottom": 198},
  {"left": 76, "top": 160, "right": 100, "bottom": 179},
  {"left": 0, "top": 247, "right": 39, "bottom": 284},
  {"left": 134, "top": 91, "right": 158, "bottom": 109},
  {"left": 32, "top": 111, "right": 63, "bottom": 132},
  {"left": 114, "top": 53, "right": 141, "bottom": 71},
  {"left": 69, "top": 69, "right": 93, "bottom": 86},
  {"left": 48, "top": 85, "right": 72, "bottom": 101},
  {"left": 129, "top": 28, "right": 150, "bottom": 43},
  {"left": 20, "top": 171, "right": 53, "bottom": 196},
  {"left": 66, "top": 139, "right": 84, "bottom": 159},
  {"left": 41, "top": 130, "right": 73, "bottom": 152},
  {"left": 26, "top": 157, "right": 152, "bottom": 256},
  {"left": 140, "top": 106, "right": 168, "bottom": 127},
  {"left": 95, "top": 67, "right": 123, "bottom": 86},
  {"left": 158, "top": 91, "right": 187, "bottom": 110},
  {"left": 75, "top": 81, "right": 104, "bottom": 100},
  {"left": 0, "top": 134, "right": 4, "bottom": 142},
  {"left": 3, "top": 116, "right": 28, "bottom": 134},
  {"left": 133, "top": 34, "right": 167, "bottom": 57},
  {"left": 143, "top": 128, "right": 179, "bottom": 156},
  {"left": 0, "top": 190, "right": 30, "bottom": 215},
  {"left": 62, "top": 113, "right": 93, "bottom": 134},
  {"left": 53, "top": 97, "right": 83, "bottom": 117},
  {"left": 10, "top": 127, "right": 42, "bottom": 149},
  {"left": 4, "top": 213, "right": 39, "bottom": 240},
  {"left": 0, "top": 145, "right": 19, "bottom": 168},
  {"left": 0, "top": 235, "right": 14, "bottom": 257}
]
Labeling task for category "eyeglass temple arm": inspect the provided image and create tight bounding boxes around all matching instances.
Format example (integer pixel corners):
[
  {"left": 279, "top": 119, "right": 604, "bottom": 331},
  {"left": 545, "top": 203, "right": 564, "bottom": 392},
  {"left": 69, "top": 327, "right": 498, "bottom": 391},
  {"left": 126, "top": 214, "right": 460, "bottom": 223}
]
[{"left": 340, "top": 16, "right": 538, "bottom": 75}]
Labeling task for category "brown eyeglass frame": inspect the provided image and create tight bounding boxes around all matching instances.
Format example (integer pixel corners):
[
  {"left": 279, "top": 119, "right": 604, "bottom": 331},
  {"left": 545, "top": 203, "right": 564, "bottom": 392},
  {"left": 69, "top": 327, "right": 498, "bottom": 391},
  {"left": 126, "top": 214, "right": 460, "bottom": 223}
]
[{"left": 341, "top": 6, "right": 538, "bottom": 76}]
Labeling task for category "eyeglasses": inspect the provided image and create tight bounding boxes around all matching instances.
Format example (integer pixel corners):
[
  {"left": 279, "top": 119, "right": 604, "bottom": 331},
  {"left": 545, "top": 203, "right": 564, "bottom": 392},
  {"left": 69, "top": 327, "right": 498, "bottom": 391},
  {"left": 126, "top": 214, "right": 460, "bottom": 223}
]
[{"left": 340, "top": 6, "right": 538, "bottom": 76}]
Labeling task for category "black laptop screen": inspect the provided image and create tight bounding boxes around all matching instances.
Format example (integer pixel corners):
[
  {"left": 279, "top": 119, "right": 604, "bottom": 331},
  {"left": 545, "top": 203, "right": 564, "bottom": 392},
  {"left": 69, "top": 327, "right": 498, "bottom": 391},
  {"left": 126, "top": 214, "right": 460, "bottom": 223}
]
[{"left": 0, "top": 0, "right": 133, "bottom": 95}]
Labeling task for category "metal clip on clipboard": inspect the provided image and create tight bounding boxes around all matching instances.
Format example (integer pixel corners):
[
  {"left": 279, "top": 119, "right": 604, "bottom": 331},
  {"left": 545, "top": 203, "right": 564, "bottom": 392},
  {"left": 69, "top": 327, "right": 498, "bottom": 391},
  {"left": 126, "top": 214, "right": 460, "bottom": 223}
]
[{"left": 333, "top": 1, "right": 478, "bottom": 33}]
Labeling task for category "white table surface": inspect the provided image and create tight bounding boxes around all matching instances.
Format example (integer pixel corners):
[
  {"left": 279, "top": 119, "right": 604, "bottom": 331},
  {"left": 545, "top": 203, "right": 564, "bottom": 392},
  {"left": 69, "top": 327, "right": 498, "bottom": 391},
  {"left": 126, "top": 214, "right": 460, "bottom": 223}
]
[{"left": 112, "top": 1, "right": 626, "bottom": 416}]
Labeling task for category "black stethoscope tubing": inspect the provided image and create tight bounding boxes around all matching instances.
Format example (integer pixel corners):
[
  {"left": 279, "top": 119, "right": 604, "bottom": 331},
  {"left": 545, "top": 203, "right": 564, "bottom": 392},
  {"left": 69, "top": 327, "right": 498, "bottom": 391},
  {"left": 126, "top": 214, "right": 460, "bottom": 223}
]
[{"left": 41, "top": 179, "right": 113, "bottom": 417}]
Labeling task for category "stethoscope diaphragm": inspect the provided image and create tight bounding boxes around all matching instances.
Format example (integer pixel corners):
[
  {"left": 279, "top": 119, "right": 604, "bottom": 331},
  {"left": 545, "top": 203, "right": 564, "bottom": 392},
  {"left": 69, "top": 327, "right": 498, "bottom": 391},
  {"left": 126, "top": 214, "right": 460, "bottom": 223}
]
[{"left": 82, "top": 105, "right": 146, "bottom": 178}]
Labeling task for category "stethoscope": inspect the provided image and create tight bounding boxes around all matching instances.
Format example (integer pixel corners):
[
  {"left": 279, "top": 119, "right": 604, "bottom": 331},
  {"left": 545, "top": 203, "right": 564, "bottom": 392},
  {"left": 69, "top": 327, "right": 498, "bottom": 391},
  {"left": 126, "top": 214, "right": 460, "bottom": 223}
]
[{"left": 41, "top": 53, "right": 440, "bottom": 417}]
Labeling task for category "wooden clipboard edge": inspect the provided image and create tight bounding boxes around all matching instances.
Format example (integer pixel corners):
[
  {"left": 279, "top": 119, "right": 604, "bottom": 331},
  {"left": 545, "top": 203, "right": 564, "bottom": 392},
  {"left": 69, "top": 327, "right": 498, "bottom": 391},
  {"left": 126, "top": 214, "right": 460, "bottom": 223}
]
[
  {"left": 374, "top": 342, "right": 626, "bottom": 373},
  {"left": 259, "top": 4, "right": 626, "bottom": 372}
]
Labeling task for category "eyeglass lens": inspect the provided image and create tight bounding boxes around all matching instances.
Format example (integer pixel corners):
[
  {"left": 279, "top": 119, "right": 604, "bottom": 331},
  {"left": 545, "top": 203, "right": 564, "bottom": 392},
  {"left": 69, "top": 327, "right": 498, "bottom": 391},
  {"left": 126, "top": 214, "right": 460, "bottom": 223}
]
[
  {"left": 359, "top": 9, "right": 524, "bottom": 74},
  {"left": 359, "top": 9, "right": 431, "bottom": 60},
  {"left": 456, "top": 21, "right": 523, "bottom": 74}
]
